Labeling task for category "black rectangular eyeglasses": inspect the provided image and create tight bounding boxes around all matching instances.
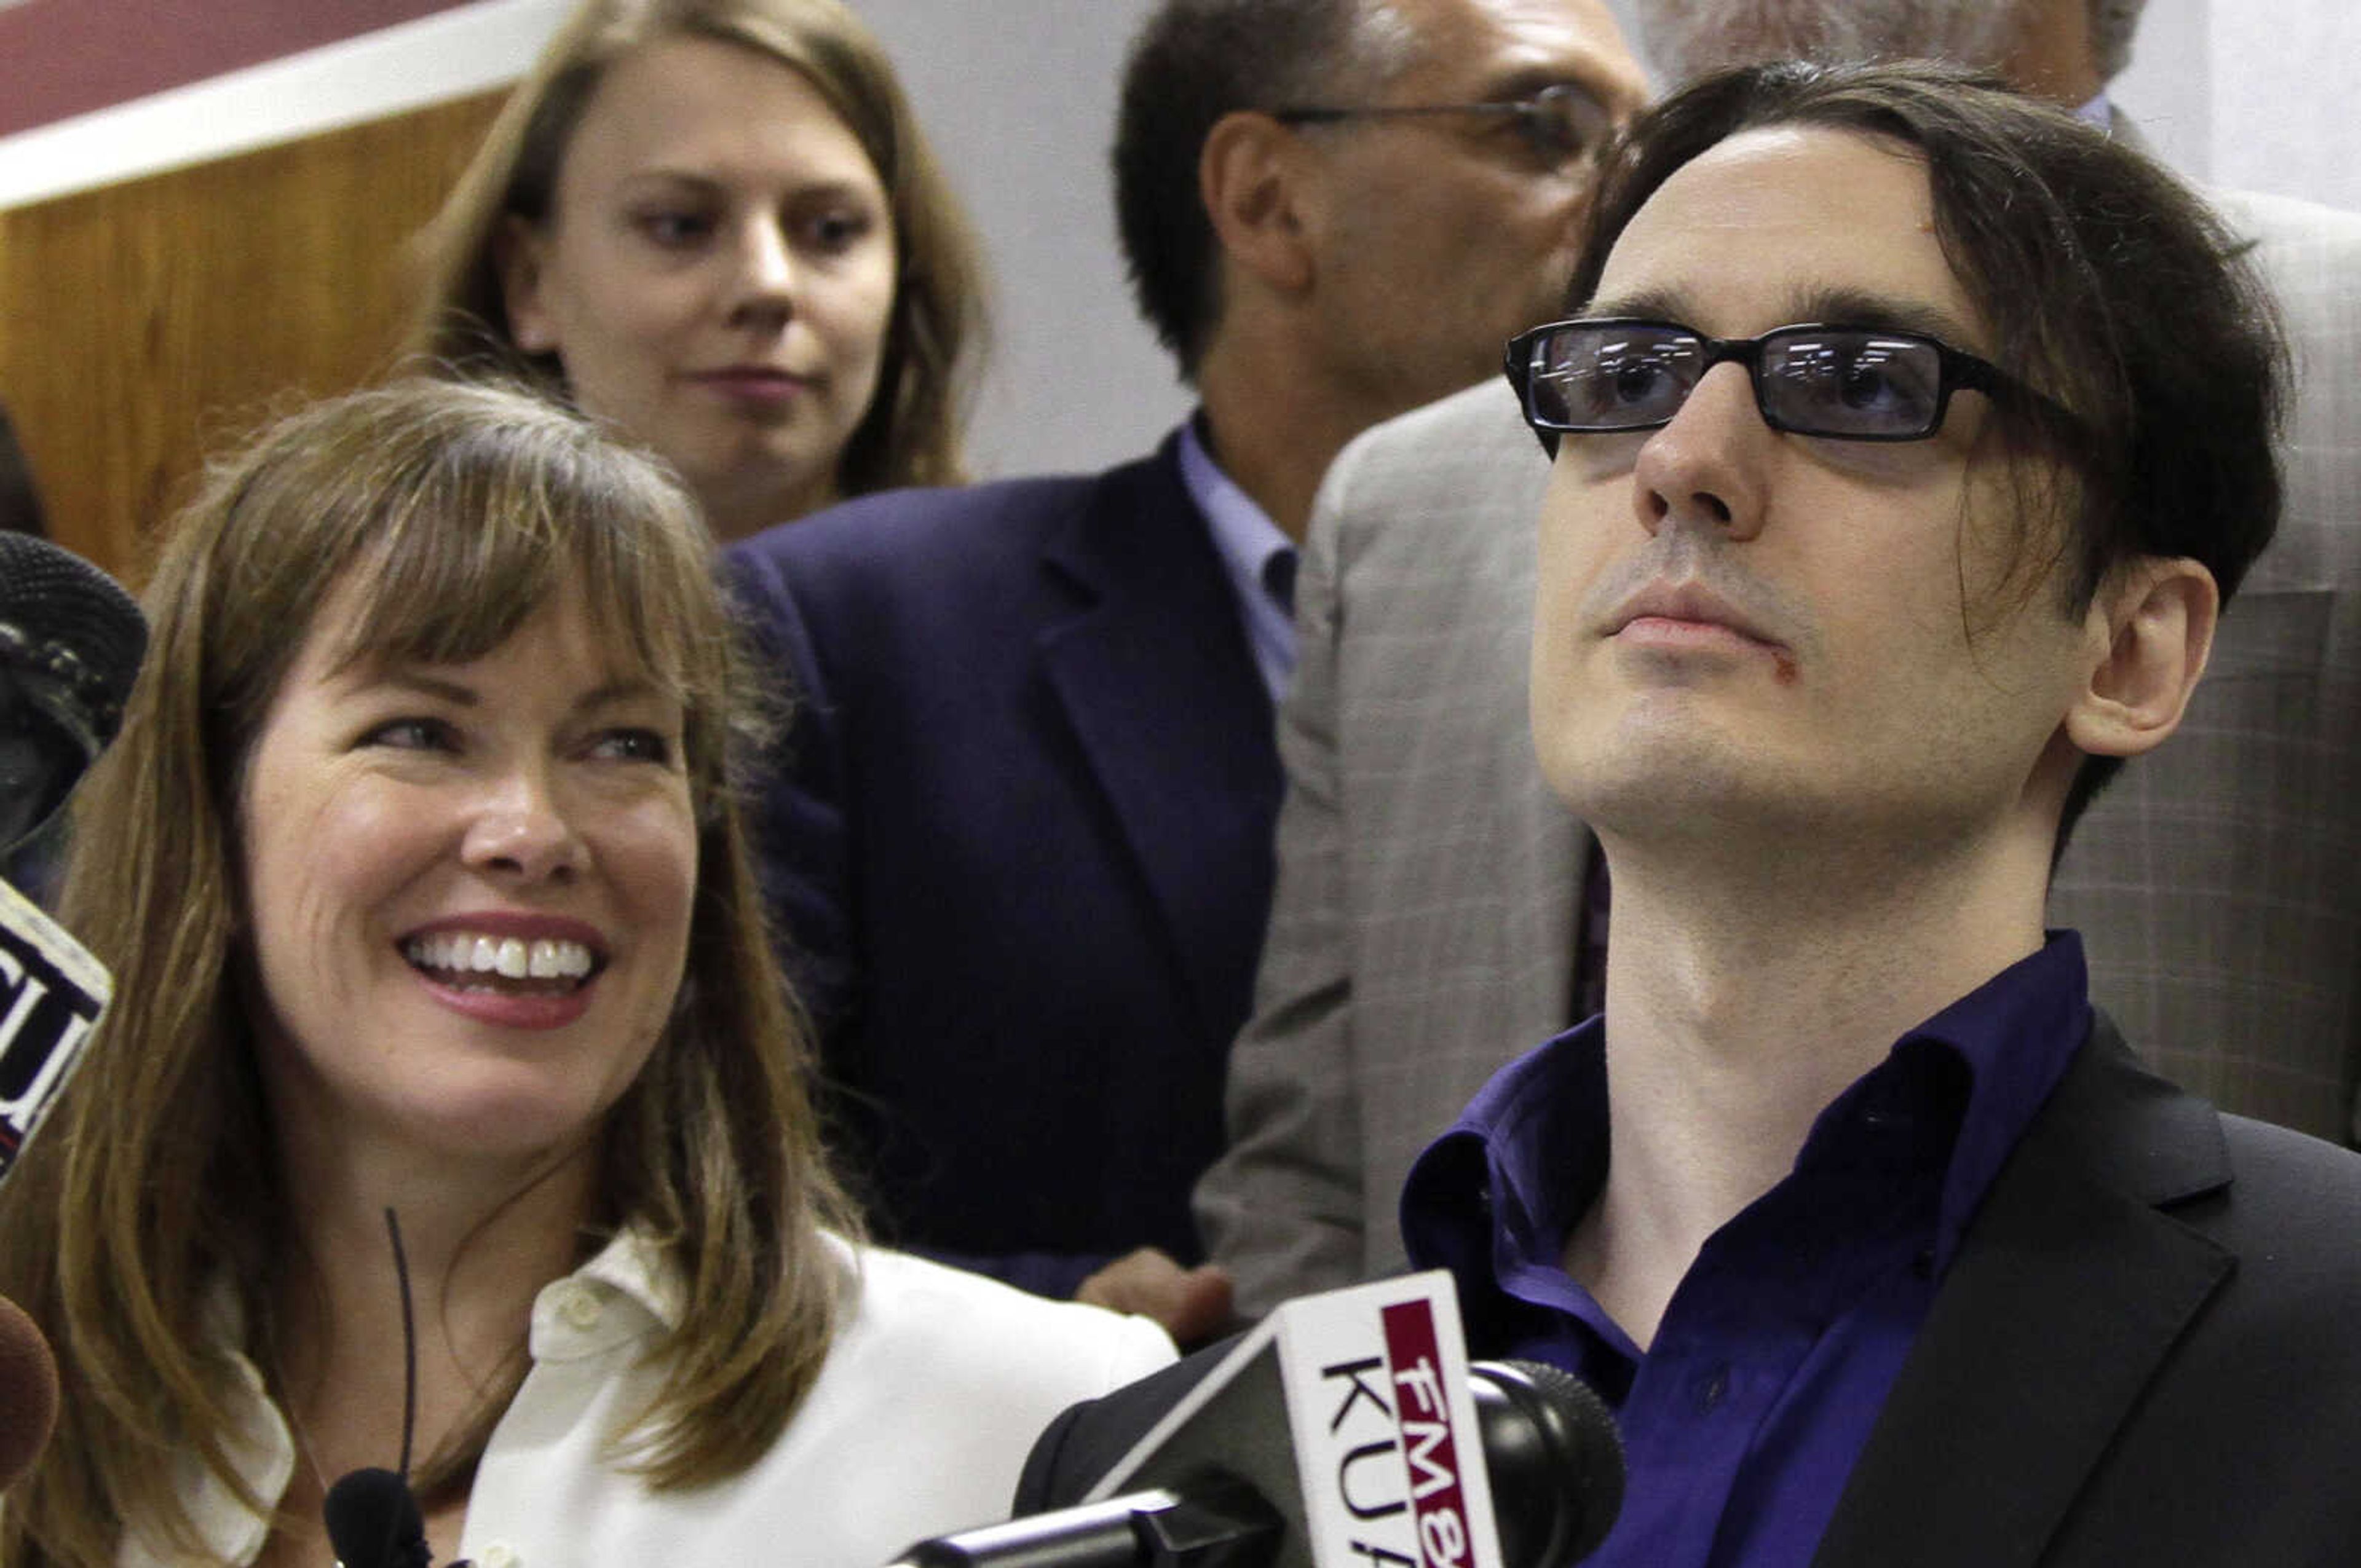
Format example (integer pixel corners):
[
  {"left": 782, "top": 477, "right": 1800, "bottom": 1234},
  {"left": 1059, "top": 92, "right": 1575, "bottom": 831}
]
[
  {"left": 1503, "top": 318, "right": 2065, "bottom": 445},
  {"left": 1270, "top": 83, "right": 1613, "bottom": 164}
]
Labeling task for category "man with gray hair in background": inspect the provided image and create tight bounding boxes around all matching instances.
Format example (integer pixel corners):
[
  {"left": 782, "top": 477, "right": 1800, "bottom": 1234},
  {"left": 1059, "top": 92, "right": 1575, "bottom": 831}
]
[
  {"left": 726, "top": 0, "right": 1648, "bottom": 1341},
  {"left": 1640, "top": 0, "right": 2146, "bottom": 97},
  {"left": 1195, "top": 0, "right": 2361, "bottom": 1314}
]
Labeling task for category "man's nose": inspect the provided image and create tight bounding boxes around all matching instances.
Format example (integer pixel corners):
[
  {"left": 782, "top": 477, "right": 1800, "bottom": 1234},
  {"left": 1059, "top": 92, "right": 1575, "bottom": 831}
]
[{"left": 1630, "top": 363, "right": 1770, "bottom": 543}]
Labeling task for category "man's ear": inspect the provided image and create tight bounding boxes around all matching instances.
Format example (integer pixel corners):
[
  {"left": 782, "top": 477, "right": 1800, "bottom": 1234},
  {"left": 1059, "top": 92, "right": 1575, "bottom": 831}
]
[
  {"left": 2063, "top": 556, "right": 2220, "bottom": 760},
  {"left": 1198, "top": 110, "right": 1316, "bottom": 296},
  {"left": 495, "top": 214, "right": 561, "bottom": 354}
]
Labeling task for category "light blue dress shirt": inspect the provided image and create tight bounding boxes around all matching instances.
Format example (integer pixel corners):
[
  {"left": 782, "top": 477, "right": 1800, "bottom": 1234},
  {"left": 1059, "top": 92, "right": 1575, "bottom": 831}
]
[{"left": 1176, "top": 416, "right": 1299, "bottom": 703}]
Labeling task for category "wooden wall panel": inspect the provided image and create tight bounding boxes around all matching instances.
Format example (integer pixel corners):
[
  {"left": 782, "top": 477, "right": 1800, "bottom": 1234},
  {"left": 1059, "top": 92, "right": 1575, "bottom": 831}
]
[{"left": 0, "top": 89, "right": 505, "bottom": 583}]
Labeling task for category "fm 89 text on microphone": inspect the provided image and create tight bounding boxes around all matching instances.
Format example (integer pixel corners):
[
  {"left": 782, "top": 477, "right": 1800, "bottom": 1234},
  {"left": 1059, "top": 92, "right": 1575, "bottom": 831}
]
[{"left": 888, "top": 1271, "right": 1626, "bottom": 1568}]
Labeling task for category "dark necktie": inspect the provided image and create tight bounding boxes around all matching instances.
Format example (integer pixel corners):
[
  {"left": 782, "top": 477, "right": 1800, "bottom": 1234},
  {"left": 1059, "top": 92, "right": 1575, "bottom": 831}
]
[{"left": 1262, "top": 550, "right": 1298, "bottom": 618}]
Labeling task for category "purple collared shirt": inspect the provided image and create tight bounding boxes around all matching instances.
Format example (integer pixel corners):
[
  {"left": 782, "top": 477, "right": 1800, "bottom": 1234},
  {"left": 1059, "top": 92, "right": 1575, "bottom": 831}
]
[{"left": 1401, "top": 934, "right": 2093, "bottom": 1568}]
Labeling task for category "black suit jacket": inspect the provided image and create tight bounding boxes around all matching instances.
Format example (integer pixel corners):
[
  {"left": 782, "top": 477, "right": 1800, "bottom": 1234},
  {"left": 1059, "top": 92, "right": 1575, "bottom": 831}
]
[
  {"left": 723, "top": 438, "right": 1282, "bottom": 1298},
  {"left": 1019, "top": 1022, "right": 2361, "bottom": 1564}
]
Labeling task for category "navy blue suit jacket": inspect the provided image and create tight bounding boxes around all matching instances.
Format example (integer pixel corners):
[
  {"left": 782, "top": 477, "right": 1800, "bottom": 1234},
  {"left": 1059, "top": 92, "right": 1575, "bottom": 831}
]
[{"left": 722, "top": 438, "right": 1283, "bottom": 1298}]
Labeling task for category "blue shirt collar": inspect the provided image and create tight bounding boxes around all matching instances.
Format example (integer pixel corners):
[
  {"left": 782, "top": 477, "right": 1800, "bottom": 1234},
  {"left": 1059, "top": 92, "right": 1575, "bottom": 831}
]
[
  {"left": 1402, "top": 931, "right": 2094, "bottom": 1319},
  {"left": 1176, "top": 414, "right": 1297, "bottom": 703},
  {"left": 1401, "top": 934, "right": 2094, "bottom": 1567}
]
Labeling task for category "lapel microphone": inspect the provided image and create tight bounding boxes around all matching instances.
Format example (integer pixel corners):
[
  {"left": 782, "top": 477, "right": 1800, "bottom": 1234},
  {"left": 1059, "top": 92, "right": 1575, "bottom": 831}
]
[
  {"left": 324, "top": 1467, "right": 431, "bottom": 1568},
  {"left": 320, "top": 1208, "right": 465, "bottom": 1568}
]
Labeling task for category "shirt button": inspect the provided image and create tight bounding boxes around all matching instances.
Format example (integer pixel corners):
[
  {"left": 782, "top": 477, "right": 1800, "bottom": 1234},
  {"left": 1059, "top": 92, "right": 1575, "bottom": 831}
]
[
  {"left": 554, "top": 1283, "right": 603, "bottom": 1330},
  {"left": 478, "top": 1545, "right": 520, "bottom": 1568},
  {"left": 1696, "top": 1366, "right": 1729, "bottom": 1414}
]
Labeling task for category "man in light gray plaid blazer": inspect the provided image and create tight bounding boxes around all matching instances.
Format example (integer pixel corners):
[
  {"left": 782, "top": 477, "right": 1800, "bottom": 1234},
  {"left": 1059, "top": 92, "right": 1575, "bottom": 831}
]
[{"left": 1196, "top": 72, "right": 2361, "bottom": 1312}]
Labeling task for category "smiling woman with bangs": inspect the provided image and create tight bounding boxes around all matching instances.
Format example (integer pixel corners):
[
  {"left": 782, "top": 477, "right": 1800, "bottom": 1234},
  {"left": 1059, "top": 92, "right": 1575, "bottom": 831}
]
[{"left": 0, "top": 380, "right": 1169, "bottom": 1568}]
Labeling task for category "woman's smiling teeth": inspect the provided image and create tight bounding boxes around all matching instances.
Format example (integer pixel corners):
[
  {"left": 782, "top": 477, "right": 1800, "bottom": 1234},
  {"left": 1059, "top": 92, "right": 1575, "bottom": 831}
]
[{"left": 403, "top": 932, "right": 596, "bottom": 992}]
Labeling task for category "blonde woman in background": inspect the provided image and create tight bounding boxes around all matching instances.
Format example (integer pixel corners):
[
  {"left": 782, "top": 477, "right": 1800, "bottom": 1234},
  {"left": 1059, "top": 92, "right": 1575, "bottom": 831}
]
[
  {"left": 411, "top": 0, "right": 985, "bottom": 539},
  {"left": 0, "top": 381, "right": 1168, "bottom": 1568}
]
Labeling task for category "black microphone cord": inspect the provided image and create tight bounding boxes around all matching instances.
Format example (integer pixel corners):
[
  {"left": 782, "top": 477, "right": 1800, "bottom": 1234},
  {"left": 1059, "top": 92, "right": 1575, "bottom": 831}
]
[
  {"left": 387, "top": 1207, "right": 417, "bottom": 1482},
  {"left": 321, "top": 1208, "right": 436, "bottom": 1568}
]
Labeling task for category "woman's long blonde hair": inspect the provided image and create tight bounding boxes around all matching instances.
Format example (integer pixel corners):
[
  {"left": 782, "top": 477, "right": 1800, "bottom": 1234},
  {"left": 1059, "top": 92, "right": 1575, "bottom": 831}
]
[
  {"left": 409, "top": 0, "right": 986, "bottom": 500},
  {"left": 0, "top": 379, "right": 860, "bottom": 1566}
]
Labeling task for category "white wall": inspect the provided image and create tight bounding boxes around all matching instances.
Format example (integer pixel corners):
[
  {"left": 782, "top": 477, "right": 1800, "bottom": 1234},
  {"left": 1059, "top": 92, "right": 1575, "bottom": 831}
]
[
  {"left": 2189, "top": 0, "right": 2361, "bottom": 211},
  {"left": 1600, "top": 0, "right": 2360, "bottom": 211},
  {"left": 854, "top": 0, "right": 1188, "bottom": 479},
  {"left": 2108, "top": 0, "right": 2212, "bottom": 178}
]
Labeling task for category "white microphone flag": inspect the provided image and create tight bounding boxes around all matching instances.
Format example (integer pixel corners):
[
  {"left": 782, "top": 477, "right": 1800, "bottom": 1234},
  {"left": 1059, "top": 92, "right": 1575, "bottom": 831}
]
[{"left": 1086, "top": 1270, "right": 1505, "bottom": 1568}]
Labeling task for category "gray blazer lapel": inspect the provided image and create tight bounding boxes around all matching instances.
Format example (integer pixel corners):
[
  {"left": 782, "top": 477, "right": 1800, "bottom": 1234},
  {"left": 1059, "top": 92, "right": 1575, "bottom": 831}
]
[{"left": 1813, "top": 1023, "right": 2234, "bottom": 1568}]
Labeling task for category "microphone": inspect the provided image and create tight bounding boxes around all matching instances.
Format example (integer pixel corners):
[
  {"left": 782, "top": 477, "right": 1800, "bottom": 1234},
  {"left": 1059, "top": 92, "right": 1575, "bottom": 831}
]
[
  {"left": 1, "top": 536, "right": 135, "bottom": 1175},
  {"left": 889, "top": 1274, "right": 1625, "bottom": 1568},
  {"left": 891, "top": 1360, "right": 1618, "bottom": 1568},
  {"left": 325, "top": 1468, "right": 432, "bottom": 1568},
  {"left": 0, "top": 536, "right": 136, "bottom": 1495},
  {"left": 318, "top": 1210, "right": 464, "bottom": 1568},
  {"left": 0, "top": 1293, "right": 58, "bottom": 1493},
  {"left": 0, "top": 878, "right": 88, "bottom": 1500},
  {"left": 0, "top": 532, "right": 147, "bottom": 856},
  {"left": 1468, "top": 1360, "right": 1623, "bottom": 1568},
  {"left": 1, "top": 875, "right": 111, "bottom": 1189}
]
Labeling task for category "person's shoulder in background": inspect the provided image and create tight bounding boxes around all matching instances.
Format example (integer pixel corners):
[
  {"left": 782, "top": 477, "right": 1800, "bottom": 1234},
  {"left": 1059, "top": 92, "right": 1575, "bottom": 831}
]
[{"left": 765, "top": 1240, "right": 1178, "bottom": 1543}]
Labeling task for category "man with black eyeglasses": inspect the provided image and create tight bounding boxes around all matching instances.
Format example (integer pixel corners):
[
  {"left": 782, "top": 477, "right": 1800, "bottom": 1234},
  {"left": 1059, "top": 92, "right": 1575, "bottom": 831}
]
[
  {"left": 1023, "top": 62, "right": 2361, "bottom": 1566},
  {"left": 722, "top": 0, "right": 1647, "bottom": 1342},
  {"left": 1200, "top": 0, "right": 2361, "bottom": 1323}
]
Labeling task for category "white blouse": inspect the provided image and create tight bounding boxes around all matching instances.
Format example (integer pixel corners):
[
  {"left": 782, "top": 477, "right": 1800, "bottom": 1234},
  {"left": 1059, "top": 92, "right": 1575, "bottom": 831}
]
[{"left": 122, "top": 1233, "right": 1176, "bottom": 1567}]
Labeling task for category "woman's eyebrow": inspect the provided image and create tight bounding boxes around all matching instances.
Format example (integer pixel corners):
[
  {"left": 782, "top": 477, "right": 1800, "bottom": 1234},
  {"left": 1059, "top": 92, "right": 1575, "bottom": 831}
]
[
  {"left": 572, "top": 676, "right": 671, "bottom": 716},
  {"left": 328, "top": 666, "right": 480, "bottom": 706},
  {"left": 325, "top": 669, "right": 666, "bottom": 716}
]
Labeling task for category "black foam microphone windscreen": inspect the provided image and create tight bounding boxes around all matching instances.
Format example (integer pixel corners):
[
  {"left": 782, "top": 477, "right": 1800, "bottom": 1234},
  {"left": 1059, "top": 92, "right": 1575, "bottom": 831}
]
[
  {"left": 0, "top": 532, "right": 146, "bottom": 853},
  {"left": 325, "top": 1466, "right": 433, "bottom": 1568},
  {"left": 1470, "top": 1359, "right": 1625, "bottom": 1567},
  {"left": 0, "top": 1293, "right": 58, "bottom": 1492}
]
